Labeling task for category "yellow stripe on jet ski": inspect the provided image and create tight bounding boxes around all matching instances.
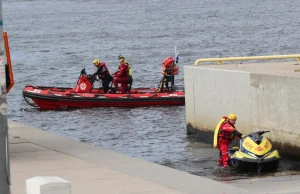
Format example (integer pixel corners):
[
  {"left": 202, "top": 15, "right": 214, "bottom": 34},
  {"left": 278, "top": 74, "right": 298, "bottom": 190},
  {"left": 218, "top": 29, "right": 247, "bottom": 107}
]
[
  {"left": 231, "top": 151, "right": 257, "bottom": 159},
  {"left": 265, "top": 150, "right": 280, "bottom": 159}
]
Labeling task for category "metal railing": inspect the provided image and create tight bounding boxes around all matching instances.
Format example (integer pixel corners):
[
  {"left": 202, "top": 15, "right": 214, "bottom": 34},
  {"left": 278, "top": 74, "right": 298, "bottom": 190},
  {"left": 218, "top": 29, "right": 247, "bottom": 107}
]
[{"left": 194, "top": 54, "right": 300, "bottom": 66}]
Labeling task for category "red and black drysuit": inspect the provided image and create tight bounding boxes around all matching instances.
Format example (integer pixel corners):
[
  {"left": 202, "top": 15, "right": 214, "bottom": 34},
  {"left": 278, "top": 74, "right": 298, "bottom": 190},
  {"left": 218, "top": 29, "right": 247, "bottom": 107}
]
[
  {"left": 159, "top": 57, "right": 175, "bottom": 92},
  {"left": 91, "top": 62, "right": 112, "bottom": 93}
]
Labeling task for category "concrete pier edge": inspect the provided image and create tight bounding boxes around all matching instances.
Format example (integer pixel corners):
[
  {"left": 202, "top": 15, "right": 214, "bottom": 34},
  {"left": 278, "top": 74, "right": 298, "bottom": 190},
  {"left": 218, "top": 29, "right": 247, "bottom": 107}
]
[{"left": 8, "top": 121, "right": 251, "bottom": 194}]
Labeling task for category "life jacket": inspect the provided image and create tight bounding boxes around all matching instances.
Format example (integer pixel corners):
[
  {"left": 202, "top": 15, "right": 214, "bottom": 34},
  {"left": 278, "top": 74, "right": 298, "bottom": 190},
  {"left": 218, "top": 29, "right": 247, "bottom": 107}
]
[
  {"left": 98, "top": 62, "right": 110, "bottom": 79},
  {"left": 172, "top": 65, "right": 179, "bottom": 75},
  {"left": 125, "top": 61, "right": 132, "bottom": 76},
  {"left": 218, "top": 120, "right": 235, "bottom": 143},
  {"left": 161, "top": 65, "right": 179, "bottom": 76}
]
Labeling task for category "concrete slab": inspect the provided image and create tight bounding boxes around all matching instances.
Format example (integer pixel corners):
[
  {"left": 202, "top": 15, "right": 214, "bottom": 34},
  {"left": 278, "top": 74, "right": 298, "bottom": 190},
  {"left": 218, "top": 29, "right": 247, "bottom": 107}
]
[
  {"left": 10, "top": 173, "right": 27, "bottom": 194},
  {"left": 228, "top": 175, "right": 300, "bottom": 194},
  {"left": 8, "top": 121, "right": 250, "bottom": 194},
  {"left": 67, "top": 179, "right": 183, "bottom": 194},
  {"left": 22, "top": 167, "right": 125, "bottom": 180},
  {"left": 12, "top": 167, "right": 181, "bottom": 194},
  {"left": 11, "top": 158, "right": 98, "bottom": 173},
  {"left": 10, "top": 150, "right": 74, "bottom": 161},
  {"left": 195, "top": 61, "right": 300, "bottom": 77},
  {"left": 9, "top": 136, "right": 28, "bottom": 144},
  {"left": 9, "top": 146, "right": 184, "bottom": 194},
  {"left": 9, "top": 142, "right": 49, "bottom": 153}
]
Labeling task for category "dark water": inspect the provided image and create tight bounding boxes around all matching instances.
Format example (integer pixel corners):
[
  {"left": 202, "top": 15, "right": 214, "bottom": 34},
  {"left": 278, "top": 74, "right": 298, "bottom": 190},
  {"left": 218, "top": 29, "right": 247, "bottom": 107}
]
[{"left": 3, "top": 0, "right": 300, "bottom": 181}]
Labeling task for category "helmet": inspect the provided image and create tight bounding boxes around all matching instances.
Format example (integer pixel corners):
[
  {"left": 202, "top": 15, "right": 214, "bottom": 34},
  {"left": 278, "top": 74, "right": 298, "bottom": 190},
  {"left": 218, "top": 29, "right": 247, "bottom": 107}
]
[
  {"left": 118, "top": 55, "right": 125, "bottom": 60},
  {"left": 93, "top": 59, "right": 100, "bottom": 66},
  {"left": 228, "top": 114, "right": 237, "bottom": 120}
]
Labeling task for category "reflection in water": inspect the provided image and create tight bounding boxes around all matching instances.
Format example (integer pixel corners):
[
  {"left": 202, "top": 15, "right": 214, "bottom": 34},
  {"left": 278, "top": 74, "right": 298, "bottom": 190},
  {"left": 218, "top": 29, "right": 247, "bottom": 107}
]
[{"left": 180, "top": 136, "right": 300, "bottom": 181}]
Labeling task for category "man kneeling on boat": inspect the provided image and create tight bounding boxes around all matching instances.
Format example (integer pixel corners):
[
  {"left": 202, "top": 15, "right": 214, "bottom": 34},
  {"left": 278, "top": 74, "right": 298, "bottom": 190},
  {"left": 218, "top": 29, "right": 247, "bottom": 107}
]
[
  {"left": 113, "top": 57, "right": 130, "bottom": 93},
  {"left": 117, "top": 55, "right": 133, "bottom": 91},
  {"left": 91, "top": 59, "right": 113, "bottom": 93}
]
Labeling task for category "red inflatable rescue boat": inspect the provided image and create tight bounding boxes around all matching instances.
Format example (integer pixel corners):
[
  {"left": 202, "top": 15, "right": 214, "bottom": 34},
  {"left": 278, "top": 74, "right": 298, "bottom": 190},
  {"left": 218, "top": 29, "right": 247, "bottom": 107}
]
[{"left": 23, "top": 69, "right": 185, "bottom": 110}]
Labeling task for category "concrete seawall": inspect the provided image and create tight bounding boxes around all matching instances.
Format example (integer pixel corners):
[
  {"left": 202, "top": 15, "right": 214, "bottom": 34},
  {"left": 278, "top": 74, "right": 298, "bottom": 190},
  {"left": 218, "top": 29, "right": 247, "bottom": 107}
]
[
  {"left": 8, "top": 121, "right": 300, "bottom": 194},
  {"left": 9, "top": 121, "right": 251, "bottom": 194},
  {"left": 184, "top": 61, "right": 300, "bottom": 158}
]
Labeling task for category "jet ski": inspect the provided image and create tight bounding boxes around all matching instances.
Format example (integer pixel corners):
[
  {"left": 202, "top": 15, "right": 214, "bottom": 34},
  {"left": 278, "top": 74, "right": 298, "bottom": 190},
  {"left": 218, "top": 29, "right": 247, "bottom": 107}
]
[{"left": 228, "top": 130, "right": 280, "bottom": 172}]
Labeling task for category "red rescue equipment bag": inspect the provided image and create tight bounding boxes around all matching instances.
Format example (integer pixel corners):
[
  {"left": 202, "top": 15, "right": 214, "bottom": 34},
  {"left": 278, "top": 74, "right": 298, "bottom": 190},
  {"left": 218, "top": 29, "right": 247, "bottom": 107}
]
[{"left": 163, "top": 57, "right": 174, "bottom": 68}]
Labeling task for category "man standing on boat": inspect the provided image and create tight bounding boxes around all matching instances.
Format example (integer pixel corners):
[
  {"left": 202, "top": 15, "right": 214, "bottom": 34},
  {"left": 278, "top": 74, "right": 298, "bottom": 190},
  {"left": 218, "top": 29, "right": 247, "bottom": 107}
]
[
  {"left": 91, "top": 59, "right": 113, "bottom": 93},
  {"left": 159, "top": 57, "right": 178, "bottom": 92},
  {"left": 113, "top": 56, "right": 130, "bottom": 93}
]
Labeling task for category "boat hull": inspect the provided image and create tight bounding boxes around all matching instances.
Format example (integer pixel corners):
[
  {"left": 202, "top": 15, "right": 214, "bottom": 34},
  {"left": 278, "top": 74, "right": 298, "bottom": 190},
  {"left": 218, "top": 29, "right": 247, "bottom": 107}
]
[{"left": 23, "top": 86, "right": 185, "bottom": 110}]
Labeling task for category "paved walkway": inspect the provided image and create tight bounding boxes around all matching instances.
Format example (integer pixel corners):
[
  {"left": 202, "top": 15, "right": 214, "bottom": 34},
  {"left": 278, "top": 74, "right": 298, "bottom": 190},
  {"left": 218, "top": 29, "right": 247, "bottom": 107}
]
[
  {"left": 230, "top": 176, "right": 300, "bottom": 194},
  {"left": 10, "top": 136, "right": 186, "bottom": 194},
  {"left": 8, "top": 121, "right": 250, "bottom": 194}
]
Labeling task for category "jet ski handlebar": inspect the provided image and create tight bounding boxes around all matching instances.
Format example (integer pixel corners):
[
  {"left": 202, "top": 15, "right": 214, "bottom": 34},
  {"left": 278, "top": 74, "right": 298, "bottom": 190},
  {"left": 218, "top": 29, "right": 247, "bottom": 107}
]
[{"left": 246, "top": 130, "right": 270, "bottom": 137}]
